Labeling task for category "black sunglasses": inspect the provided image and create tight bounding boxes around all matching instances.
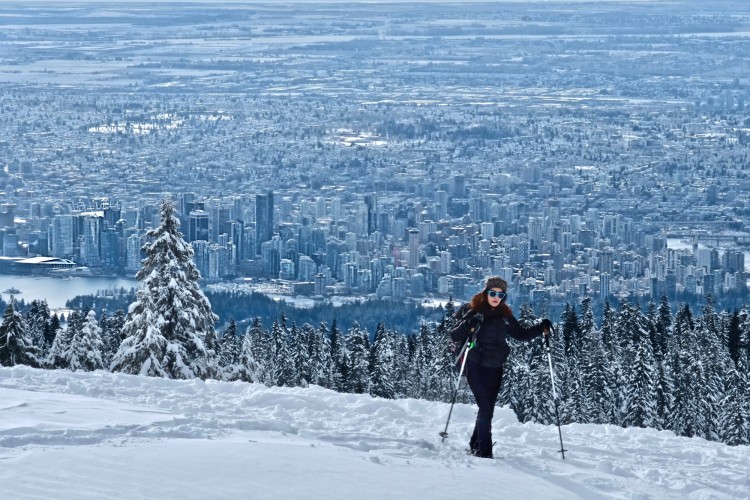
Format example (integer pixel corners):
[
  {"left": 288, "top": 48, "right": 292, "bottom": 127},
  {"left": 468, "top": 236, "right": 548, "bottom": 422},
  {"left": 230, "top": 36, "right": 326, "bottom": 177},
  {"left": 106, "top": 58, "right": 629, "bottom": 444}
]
[{"left": 486, "top": 290, "right": 507, "bottom": 299}]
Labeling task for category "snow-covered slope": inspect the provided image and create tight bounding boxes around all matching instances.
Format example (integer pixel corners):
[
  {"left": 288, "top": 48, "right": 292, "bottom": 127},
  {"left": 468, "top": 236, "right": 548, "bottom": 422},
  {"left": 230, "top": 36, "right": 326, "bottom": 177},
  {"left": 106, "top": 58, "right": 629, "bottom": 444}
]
[{"left": 0, "top": 366, "right": 747, "bottom": 499}]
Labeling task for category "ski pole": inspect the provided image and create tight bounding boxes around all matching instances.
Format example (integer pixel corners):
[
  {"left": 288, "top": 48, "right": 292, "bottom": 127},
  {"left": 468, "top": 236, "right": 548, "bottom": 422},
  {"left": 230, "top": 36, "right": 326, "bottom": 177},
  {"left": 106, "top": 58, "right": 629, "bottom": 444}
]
[
  {"left": 439, "top": 333, "right": 476, "bottom": 442},
  {"left": 544, "top": 325, "right": 567, "bottom": 459}
]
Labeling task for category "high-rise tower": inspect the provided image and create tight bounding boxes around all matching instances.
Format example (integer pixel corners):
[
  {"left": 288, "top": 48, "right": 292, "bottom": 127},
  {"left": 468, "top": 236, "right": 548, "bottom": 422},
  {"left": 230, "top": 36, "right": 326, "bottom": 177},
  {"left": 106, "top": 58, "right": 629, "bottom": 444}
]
[{"left": 255, "top": 191, "right": 274, "bottom": 256}]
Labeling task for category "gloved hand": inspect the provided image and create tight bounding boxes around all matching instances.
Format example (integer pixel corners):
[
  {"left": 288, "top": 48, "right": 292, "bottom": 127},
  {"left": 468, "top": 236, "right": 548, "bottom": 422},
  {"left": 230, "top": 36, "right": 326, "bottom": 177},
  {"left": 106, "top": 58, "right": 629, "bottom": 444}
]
[{"left": 540, "top": 318, "right": 553, "bottom": 334}]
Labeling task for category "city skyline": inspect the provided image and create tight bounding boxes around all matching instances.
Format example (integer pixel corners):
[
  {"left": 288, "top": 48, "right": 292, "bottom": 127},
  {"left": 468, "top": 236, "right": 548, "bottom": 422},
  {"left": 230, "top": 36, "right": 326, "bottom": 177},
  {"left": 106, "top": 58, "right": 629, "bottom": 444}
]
[{"left": 1, "top": 0, "right": 750, "bottom": 316}]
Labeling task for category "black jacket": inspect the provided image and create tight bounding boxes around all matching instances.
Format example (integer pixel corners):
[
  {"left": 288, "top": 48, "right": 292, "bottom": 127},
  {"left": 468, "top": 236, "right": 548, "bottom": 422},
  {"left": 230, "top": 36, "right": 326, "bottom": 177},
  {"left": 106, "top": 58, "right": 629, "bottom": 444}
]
[{"left": 450, "top": 303, "right": 544, "bottom": 368}]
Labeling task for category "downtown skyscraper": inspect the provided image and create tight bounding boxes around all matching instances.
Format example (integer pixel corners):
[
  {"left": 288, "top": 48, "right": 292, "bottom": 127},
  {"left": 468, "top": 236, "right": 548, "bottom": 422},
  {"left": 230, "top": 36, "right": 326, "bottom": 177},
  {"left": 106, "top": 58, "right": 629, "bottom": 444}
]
[{"left": 255, "top": 191, "right": 274, "bottom": 257}]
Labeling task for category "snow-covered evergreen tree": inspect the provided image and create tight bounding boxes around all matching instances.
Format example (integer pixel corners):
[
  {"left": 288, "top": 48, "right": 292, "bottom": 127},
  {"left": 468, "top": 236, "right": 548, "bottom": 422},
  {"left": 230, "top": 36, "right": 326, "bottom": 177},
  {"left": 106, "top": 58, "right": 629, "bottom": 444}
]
[
  {"left": 46, "top": 310, "right": 81, "bottom": 370},
  {"left": 408, "top": 323, "right": 432, "bottom": 399},
  {"left": 502, "top": 303, "right": 537, "bottom": 413},
  {"left": 105, "top": 310, "right": 128, "bottom": 362},
  {"left": 109, "top": 293, "right": 167, "bottom": 376},
  {"left": 696, "top": 302, "right": 730, "bottom": 442},
  {"left": 644, "top": 299, "right": 674, "bottom": 430},
  {"left": 236, "top": 317, "right": 264, "bottom": 383},
  {"left": 392, "top": 333, "right": 412, "bottom": 398},
  {"left": 24, "top": 299, "right": 51, "bottom": 356},
  {"left": 270, "top": 316, "right": 297, "bottom": 387},
  {"left": 47, "top": 314, "right": 61, "bottom": 349},
  {"left": 314, "top": 321, "right": 334, "bottom": 389},
  {"left": 578, "top": 298, "right": 614, "bottom": 424},
  {"left": 555, "top": 303, "right": 580, "bottom": 424},
  {"left": 559, "top": 303, "right": 580, "bottom": 358},
  {"left": 288, "top": 322, "right": 309, "bottom": 387},
  {"left": 369, "top": 322, "right": 396, "bottom": 399},
  {"left": 672, "top": 303, "right": 695, "bottom": 352},
  {"left": 430, "top": 314, "right": 458, "bottom": 402},
  {"left": 655, "top": 295, "right": 673, "bottom": 362},
  {"left": 347, "top": 322, "right": 370, "bottom": 394},
  {"left": 99, "top": 310, "right": 115, "bottom": 366},
  {"left": 718, "top": 351, "right": 750, "bottom": 446},
  {"left": 0, "top": 298, "right": 38, "bottom": 367},
  {"left": 328, "top": 319, "right": 348, "bottom": 392},
  {"left": 622, "top": 336, "right": 658, "bottom": 428},
  {"left": 670, "top": 304, "right": 702, "bottom": 437},
  {"left": 526, "top": 339, "right": 556, "bottom": 425},
  {"left": 298, "top": 323, "right": 318, "bottom": 386},
  {"left": 727, "top": 310, "right": 743, "bottom": 366},
  {"left": 600, "top": 300, "right": 618, "bottom": 357},
  {"left": 67, "top": 310, "right": 105, "bottom": 372},
  {"left": 110, "top": 198, "right": 218, "bottom": 379},
  {"left": 202, "top": 326, "right": 220, "bottom": 380},
  {"left": 653, "top": 355, "right": 675, "bottom": 430},
  {"left": 219, "top": 320, "right": 245, "bottom": 381},
  {"left": 738, "top": 307, "right": 750, "bottom": 366}
]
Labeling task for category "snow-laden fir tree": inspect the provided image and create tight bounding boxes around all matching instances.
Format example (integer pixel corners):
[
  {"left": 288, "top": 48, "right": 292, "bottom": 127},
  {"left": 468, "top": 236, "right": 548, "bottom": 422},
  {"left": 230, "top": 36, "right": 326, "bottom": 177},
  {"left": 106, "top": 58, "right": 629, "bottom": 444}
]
[
  {"left": 655, "top": 295, "right": 673, "bottom": 361},
  {"left": 502, "top": 303, "right": 537, "bottom": 414},
  {"left": 737, "top": 307, "right": 750, "bottom": 356},
  {"left": 346, "top": 322, "right": 370, "bottom": 394},
  {"left": 0, "top": 297, "right": 38, "bottom": 367},
  {"left": 727, "top": 310, "right": 743, "bottom": 366},
  {"left": 429, "top": 315, "right": 458, "bottom": 403},
  {"left": 718, "top": 350, "right": 750, "bottom": 446},
  {"left": 622, "top": 336, "right": 658, "bottom": 428},
  {"left": 507, "top": 355, "right": 533, "bottom": 422},
  {"left": 328, "top": 319, "right": 348, "bottom": 392},
  {"left": 110, "top": 198, "right": 218, "bottom": 379},
  {"left": 250, "top": 316, "right": 273, "bottom": 383},
  {"left": 559, "top": 303, "right": 580, "bottom": 358},
  {"left": 287, "top": 322, "right": 309, "bottom": 387},
  {"left": 645, "top": 299, "right": 674, "bottom": 430},
  {"left": 654, "top": 351, "right": 676, "bottom": 430},
  {"left": 25, "top": 299, "right": 52, "bottom": 356},
  {"left": 518, "top": 305, "right": 559, "bottom": 422},
  {"left": 100, "top": 309, "right": 126, "bottom": 367},
  {"left": 578, "top": 298, "right": 615, "bottom": 425},
  {"left": 696, "top": 301, "right": 731, "bottom": 442},
  {"left": 288, "top": 322, "right": 308, "bottom": 387},
  {"left": 670, "top": 305, "right": 703, "bottom": 437},
  {"left": 218, "top": 320, "right": 245, "bottom": 381},
  {"left": 202, "top": 325, "right": 220, "bottom": 377},
  {"left": 391, "top": 333, "right": 411, "bottom": 398},
  {"left": 555, "top": 304, "right": 580, "bottom": 424},
  {"left": 235, "top": 317, "right": 264, "bottom": 383},
  {"left": 312, "top": 321, "right": 333, "bottom": 389},
  {"left": 369, "top": 322, "right": 396, "bottom": 399},
  {"left": 46, "top": 310, "right": 81, "bottom": 369},
  {"left": 298, "top": 323, "right": 319, "bottom": 386},
  {"left": 672, "top": 303, "right": 695, "bottom": 353},
  {"left": 47, "top": 314, "right": 61, "bottom": 350},
  {"left": 67, "top": 310, "right": 105, "bottom": 372},
  {"left": 271, "top": 317, "right": 295, "bottom": 387},
  {"left": 408, "top": 323, "right": 432, "bottom": 399},
  {"left": 525, "top": 340, "right": 555, "bottom": 425}
]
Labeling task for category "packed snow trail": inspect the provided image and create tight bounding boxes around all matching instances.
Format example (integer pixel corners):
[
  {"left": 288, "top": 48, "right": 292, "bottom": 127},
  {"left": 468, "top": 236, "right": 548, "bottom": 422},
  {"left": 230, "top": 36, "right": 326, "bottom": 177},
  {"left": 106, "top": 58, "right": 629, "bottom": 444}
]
[{"left": 0, "top": 366, "right": 747, "bottom": 499}]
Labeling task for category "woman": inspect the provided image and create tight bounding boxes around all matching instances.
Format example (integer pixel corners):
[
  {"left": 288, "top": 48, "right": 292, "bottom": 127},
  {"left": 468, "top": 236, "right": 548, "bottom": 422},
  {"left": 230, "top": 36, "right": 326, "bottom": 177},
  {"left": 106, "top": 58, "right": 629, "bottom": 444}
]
[{"left": 450, "top": 276, "right": 552, "bottom": 458}]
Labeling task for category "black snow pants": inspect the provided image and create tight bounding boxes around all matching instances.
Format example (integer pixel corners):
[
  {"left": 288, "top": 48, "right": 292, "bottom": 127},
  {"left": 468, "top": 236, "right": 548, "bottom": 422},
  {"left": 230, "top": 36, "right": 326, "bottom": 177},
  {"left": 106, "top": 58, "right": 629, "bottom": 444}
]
[{"left": 466, "top": 360, "right": 504, "bottom": 458}]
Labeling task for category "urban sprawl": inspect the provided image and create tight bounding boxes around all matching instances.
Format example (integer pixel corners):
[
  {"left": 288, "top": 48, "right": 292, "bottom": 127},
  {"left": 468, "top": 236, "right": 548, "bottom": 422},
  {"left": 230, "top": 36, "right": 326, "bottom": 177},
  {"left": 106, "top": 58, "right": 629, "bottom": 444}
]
[{"left": 1, "top": 1, "right": 749, "bottom": 316}]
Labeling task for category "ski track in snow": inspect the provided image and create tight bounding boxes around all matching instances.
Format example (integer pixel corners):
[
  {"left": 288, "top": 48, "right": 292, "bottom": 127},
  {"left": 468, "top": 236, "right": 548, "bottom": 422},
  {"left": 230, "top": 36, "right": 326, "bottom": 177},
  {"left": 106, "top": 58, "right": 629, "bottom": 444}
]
[{"left": 0, "top": 366, "right": 748, "bottom": 499}]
